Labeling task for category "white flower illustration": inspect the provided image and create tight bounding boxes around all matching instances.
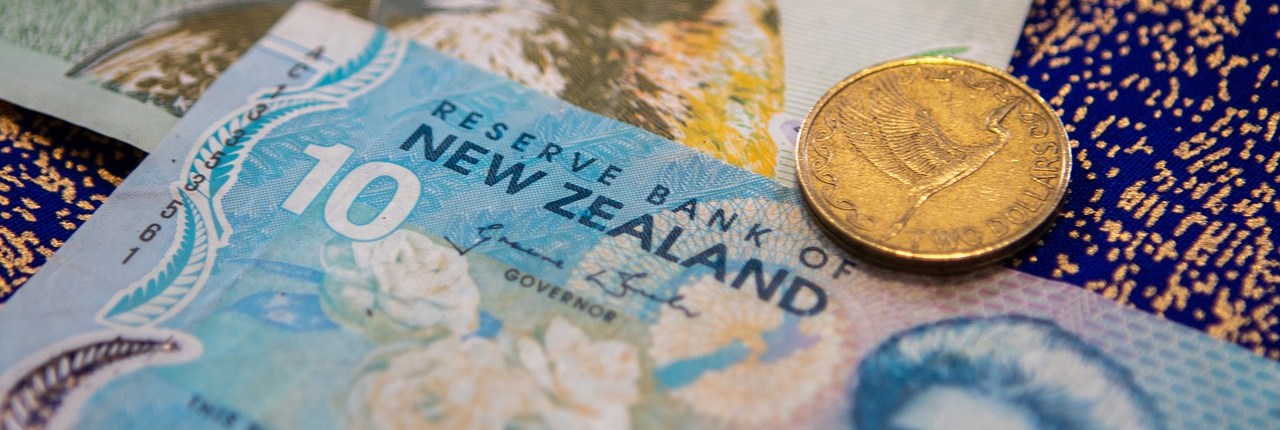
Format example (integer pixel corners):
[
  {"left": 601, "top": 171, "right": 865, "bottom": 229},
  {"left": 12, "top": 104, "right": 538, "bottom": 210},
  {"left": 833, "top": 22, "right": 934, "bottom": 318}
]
[
  {"left": 346, "top": 337, "right": 537, "bottom": 430},
  {"left": 344, "top": 318, "right": 641, "bottom": 430},
  {"left": 321, "top": 229, "right": 480, "bottom": 338},
  {"left": 518, "top": 317, "right": 641, "bottom": 430}
]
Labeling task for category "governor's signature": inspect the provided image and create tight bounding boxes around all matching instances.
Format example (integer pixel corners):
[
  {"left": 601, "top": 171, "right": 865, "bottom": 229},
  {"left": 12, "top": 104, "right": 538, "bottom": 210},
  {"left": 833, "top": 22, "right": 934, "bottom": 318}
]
[
  {"left": 585, "top": 270, "right": 699, "bottom": 318},
  {"left": 444, "top": 223, "right": 565, "bottom": 269}
]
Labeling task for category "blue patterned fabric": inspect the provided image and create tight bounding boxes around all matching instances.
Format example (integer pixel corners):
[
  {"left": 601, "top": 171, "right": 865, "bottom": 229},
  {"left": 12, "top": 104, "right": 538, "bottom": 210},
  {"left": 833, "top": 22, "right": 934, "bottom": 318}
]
[
  {"left": 1, "top": 0, "right": 1276, "bottom": 359},
  {"left": 0, "top": 102, "right": 144, "bottom": 297},
  {"left": 1008, "top": 0, "right": 1280, "bottom": 359}
]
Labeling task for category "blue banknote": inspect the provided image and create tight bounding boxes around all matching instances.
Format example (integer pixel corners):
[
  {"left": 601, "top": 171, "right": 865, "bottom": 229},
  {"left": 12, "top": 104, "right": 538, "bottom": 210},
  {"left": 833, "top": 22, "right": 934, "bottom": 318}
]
[{"left": 1, "top": 4, "right": 1276, "bottom": 429}]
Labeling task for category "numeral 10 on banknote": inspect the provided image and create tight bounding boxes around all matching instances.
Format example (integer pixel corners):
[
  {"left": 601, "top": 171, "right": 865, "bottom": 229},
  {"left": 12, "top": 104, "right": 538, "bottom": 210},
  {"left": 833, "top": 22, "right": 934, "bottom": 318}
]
[
  {"left": 282, "top": 143, "right": 421, "bottom": 240},
  {"left": 119, "top": 46, "right": 326, "bottom": 265}
]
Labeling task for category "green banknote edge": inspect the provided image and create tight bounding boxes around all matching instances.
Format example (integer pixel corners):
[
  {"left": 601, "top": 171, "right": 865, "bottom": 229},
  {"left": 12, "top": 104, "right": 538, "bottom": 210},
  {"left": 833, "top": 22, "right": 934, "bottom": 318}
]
[{"left": 0, "top": 39, "right": 174, "bottom": 152}]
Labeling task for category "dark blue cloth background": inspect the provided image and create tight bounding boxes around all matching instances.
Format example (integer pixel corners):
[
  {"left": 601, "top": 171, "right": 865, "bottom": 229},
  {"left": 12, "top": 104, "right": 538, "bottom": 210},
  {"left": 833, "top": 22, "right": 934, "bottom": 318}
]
[
  {"left": 0, "top": 103, "right": 143, "bottom": 296},
  {"left": 1, "top": 0, "right": 1277, "bottom": 359},
  {"left": 1008, "top": 0, "right": 1279, "bottom": 359}
]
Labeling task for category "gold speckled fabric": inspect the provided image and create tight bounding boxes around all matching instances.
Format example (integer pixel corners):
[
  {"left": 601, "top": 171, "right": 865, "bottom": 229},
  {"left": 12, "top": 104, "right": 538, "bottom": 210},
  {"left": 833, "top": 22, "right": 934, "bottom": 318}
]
[
  {"left": 0, "top": 101, "right": 144, "bottom": 296},
  {"left": 1009, "top": 0, "right": 1280, "bottom": 359}
]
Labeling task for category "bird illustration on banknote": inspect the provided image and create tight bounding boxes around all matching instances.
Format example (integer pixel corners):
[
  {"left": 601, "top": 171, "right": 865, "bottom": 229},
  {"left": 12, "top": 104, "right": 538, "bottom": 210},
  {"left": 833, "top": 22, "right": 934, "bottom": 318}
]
[{"left": 61, "top": 0, "right": 784, "bottom": 174}]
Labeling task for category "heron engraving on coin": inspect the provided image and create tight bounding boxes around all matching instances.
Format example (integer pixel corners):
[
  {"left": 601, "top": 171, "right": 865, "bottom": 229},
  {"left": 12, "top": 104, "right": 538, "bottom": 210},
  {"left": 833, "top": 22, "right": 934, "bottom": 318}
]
[{"left": 838, "top": 76, "right": 1020, "bottom": 239}]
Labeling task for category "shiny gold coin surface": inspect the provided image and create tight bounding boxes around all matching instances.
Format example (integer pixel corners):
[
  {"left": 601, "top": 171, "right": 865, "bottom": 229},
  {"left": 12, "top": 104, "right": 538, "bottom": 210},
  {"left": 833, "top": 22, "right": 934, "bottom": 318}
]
[{"left": 796, "top": 57, "right": 1071, "bottom": 273}]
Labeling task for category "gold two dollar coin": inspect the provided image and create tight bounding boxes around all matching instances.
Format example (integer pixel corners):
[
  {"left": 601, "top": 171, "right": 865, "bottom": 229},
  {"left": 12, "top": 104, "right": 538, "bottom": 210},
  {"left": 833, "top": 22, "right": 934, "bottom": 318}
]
[{"left": 796, "top": 57, "right": 1071, "bottom": 273}]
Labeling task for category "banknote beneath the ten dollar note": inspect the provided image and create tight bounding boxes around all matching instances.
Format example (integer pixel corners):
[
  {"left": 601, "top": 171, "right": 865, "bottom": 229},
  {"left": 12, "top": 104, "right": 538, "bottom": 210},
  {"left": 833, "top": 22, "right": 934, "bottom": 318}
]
[
  {"left": 1, "top": 4, "right": 1275, "bottom": 430},
  {"left": 0, "top": 0, "right": 788, "bottom": 175},
  {"left": 0, "top": 0, "right": 1028, "bottom": 180}
]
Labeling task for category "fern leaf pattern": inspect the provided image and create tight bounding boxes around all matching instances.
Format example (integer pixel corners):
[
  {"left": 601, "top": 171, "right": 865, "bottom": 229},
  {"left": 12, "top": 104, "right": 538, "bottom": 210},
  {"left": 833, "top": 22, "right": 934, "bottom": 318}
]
[
  {"left": 287, "top": 30, "right": 406, "bottom": 102},
  {"left": 95, "top": 192, "right": 208, "bottom": 327},
  {"left": 0, "top": 331, "right": 200, "bottom": 430},
  {"left": 93, "top": 29, "right": 407, "bottom": 329}
]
